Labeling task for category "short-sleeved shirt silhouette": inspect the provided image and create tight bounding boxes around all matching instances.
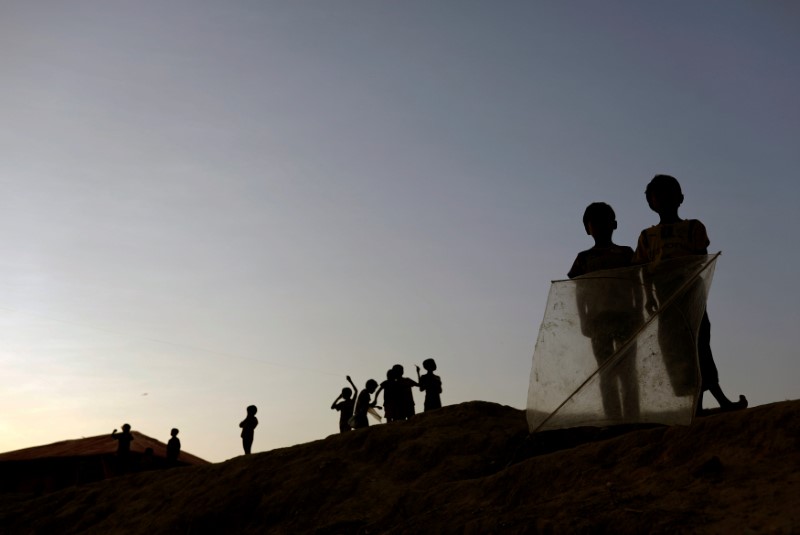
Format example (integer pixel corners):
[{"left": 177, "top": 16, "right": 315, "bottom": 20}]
[
  {"left": 632, "top": 219, "right": 709, "bottom": 264},
  {"left": 167, "top": 437, "right": 181, "bottom": 463},
  {"left": 568, "top": 244, "right": 635, "bottom": 278},
  {"left": 397, "top": 377, "right": 417, "bottom": 419},
  {"left": 333, "top": 398, "right": 355, "bottom": 431},
  {"left": 353, "top": 390, "right": 372, "bottom": 428},
  {"left": 240, "top": 416, "right": 258, "bottom": 440},
  {"left": 380, "top": 379, "right": 399, "bottom": 420},
  {"left": 112, "top": 431, "right": 133, "bottom": 455},
  {"left": 419, "top": 373, "right": 442, "bottom": 410},
  {"left": 569, "top": 244, "right": 639, "bottom": 337}
]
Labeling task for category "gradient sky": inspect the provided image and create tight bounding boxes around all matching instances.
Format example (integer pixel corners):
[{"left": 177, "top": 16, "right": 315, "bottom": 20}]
[{"left": 1, "top": 2, "right": 798, "bottom": 462}]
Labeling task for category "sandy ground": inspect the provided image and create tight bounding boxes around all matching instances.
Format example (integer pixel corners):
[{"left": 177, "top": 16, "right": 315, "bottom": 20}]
[{"left": 1, "top": 399, "right": 798, "bottom": 534}]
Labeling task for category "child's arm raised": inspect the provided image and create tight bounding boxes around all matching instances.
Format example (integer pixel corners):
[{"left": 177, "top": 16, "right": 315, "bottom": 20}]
[
  {"left": 415, "top": 364, "right": 424, "bottom": 388},
  {"left": 346, "top": 375, "right": 360, "bottom": 404}
]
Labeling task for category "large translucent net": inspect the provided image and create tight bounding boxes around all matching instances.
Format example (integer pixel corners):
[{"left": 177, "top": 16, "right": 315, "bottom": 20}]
[{"left": 527, "top": 254, "right": 718, "bottom": 432}]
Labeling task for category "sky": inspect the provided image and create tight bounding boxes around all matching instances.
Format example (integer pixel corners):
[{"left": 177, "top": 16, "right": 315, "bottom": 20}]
[{"left": 1, "top": 1, "right": 798, "bottom": 463}]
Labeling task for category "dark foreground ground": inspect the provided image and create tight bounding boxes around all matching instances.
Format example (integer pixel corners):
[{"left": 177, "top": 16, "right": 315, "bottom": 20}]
[{"left": 1, "top": 400, "right": 798, "bottom": 534}]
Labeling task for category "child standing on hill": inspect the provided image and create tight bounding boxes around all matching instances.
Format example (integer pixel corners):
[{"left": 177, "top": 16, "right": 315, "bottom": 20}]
[
  {"left": 416, "top": 358, "right": 442, "bottom": 411},
  {"left": 568, "top": 202, "right": 641, "bottom": 421},
  {"left": 166, "top": 428, "right": 181, "bottom": 465},
  {"left": 239, "top": 405, "right": 258, "bottom": 455},
  {"left": 111, "top": 423, "right": 134, "bottom": 474},
  {"left": 633, "top": 174, "right": 747, "bottom": 415},
  {"left": 331, "top": 376, "right": 358, "bottom": 433},
  {"left": 352, "top": 379, "right": 379, "bottom": 429},
  {"left": 374, "top": 368, "right": 400, "bottom": 422},
  {"left": 391, "top": 365, "right": 418, "bottom": 421},
  {"left": 112, "top": 423, "right": 134, "bottom": 455}
]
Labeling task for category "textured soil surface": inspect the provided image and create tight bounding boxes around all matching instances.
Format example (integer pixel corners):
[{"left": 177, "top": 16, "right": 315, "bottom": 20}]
[{"left": 1, "top": 400, "right": 798, "bottom": 534}]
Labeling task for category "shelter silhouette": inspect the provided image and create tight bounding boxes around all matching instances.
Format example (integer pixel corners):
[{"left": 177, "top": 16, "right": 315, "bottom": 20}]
[{"left": 0, "top": 432, "right": 209, "bottom": 494}]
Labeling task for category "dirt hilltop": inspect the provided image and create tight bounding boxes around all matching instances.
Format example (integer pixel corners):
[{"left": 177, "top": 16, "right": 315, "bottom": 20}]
[{"left": 1, "top": 400, "right": 798, "bottom": 534}]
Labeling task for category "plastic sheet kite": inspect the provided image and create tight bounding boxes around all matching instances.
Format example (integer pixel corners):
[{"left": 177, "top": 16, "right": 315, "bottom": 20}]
[{"left": 527, "top": 254, "right": 719, "bottom": 432}]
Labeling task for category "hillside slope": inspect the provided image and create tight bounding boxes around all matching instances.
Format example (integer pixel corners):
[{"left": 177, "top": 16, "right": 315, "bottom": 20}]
[{"left": 1, "top": 400, "right": 798, "bottom": 534}]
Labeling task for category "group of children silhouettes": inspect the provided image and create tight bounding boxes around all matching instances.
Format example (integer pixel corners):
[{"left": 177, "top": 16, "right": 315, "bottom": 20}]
[
  {"left": 568, "top": 174, "right": 747, "bottom": 417},
  {"left": 331, "top": 358, "right": 443, "bottom": 433},
  {"left": 236, "top": 359, "right": 442, "bottom": 455},
  {"left": 115, "top": 174, "right": 746, "bottom": 462}
]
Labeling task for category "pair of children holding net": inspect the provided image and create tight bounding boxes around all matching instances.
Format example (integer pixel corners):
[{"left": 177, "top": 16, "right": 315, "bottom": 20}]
[{"left": 568, "top": 174, "right": 746, "bottom": 419}]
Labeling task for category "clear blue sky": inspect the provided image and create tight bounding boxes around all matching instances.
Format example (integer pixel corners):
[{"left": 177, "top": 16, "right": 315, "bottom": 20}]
[{"left": 1, "top": 2, "right": 798, "bottom": 462}]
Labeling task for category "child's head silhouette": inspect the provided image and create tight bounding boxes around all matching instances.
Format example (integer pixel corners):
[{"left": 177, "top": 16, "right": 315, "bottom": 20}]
[
  {"left": 341, "top": 387, "right": 352, "bottom": 399},
  {"left": 582, "top": 202, "right": 616, "bottom": 238},
  {"left": 170, "top": 428, "right": 179, "bottom": 437},
  {"left": 246, "top": 405, "right": 258, "bottom": 416},
  {"left": 366, "top": 379, "right": 378, "bottom": 392},
  {"left": 121, "top": 423, "right": 131, "bottom": 432},
  {"left": 391, "top": 364, "right": 404, "bottom": 376},
  {"left": 422, "top": 358, "right": 437, "bottom": 372},
  {"left": 646, "top": 174, "right": 684, "bottom": 212}
]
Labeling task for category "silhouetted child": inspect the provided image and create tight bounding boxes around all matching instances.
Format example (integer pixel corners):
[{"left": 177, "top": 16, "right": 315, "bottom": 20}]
[
  {"left": 331, "top": 376, "right": 358, "bottom": 433},
  {"left": 391, "top": 364, "right": 418, "bottom": 421},
  {"left": 633, "top": 174, "right": 747, "bottom": 414},
  {"left": 112, "top": 423, "right": 134, "bottom": 454},
  {"left": 112, "top": 423, "right": 134, "bottom": 474},
  {"left": 239, "top": 405, "right": 258, "bottom": 455},
  {"left": 352, "top": 379, "right": 378, "bottom": 429},
  {"left": 374, "top": 368, "right": 400, "bottom": 422},
  {"left": 166, "top": 428, "right": 181, "bottom": 465},
  {"left": 568, "top": 202, "right": 641, "bottom": 421},
  {"left": 416, "top": 358, "right": 442, "bottom": 411}
]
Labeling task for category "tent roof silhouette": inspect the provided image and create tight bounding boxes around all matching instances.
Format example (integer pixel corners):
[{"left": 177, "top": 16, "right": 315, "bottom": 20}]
[{"left": 0, "top": 431, "right": 209, "bottom": 465}]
